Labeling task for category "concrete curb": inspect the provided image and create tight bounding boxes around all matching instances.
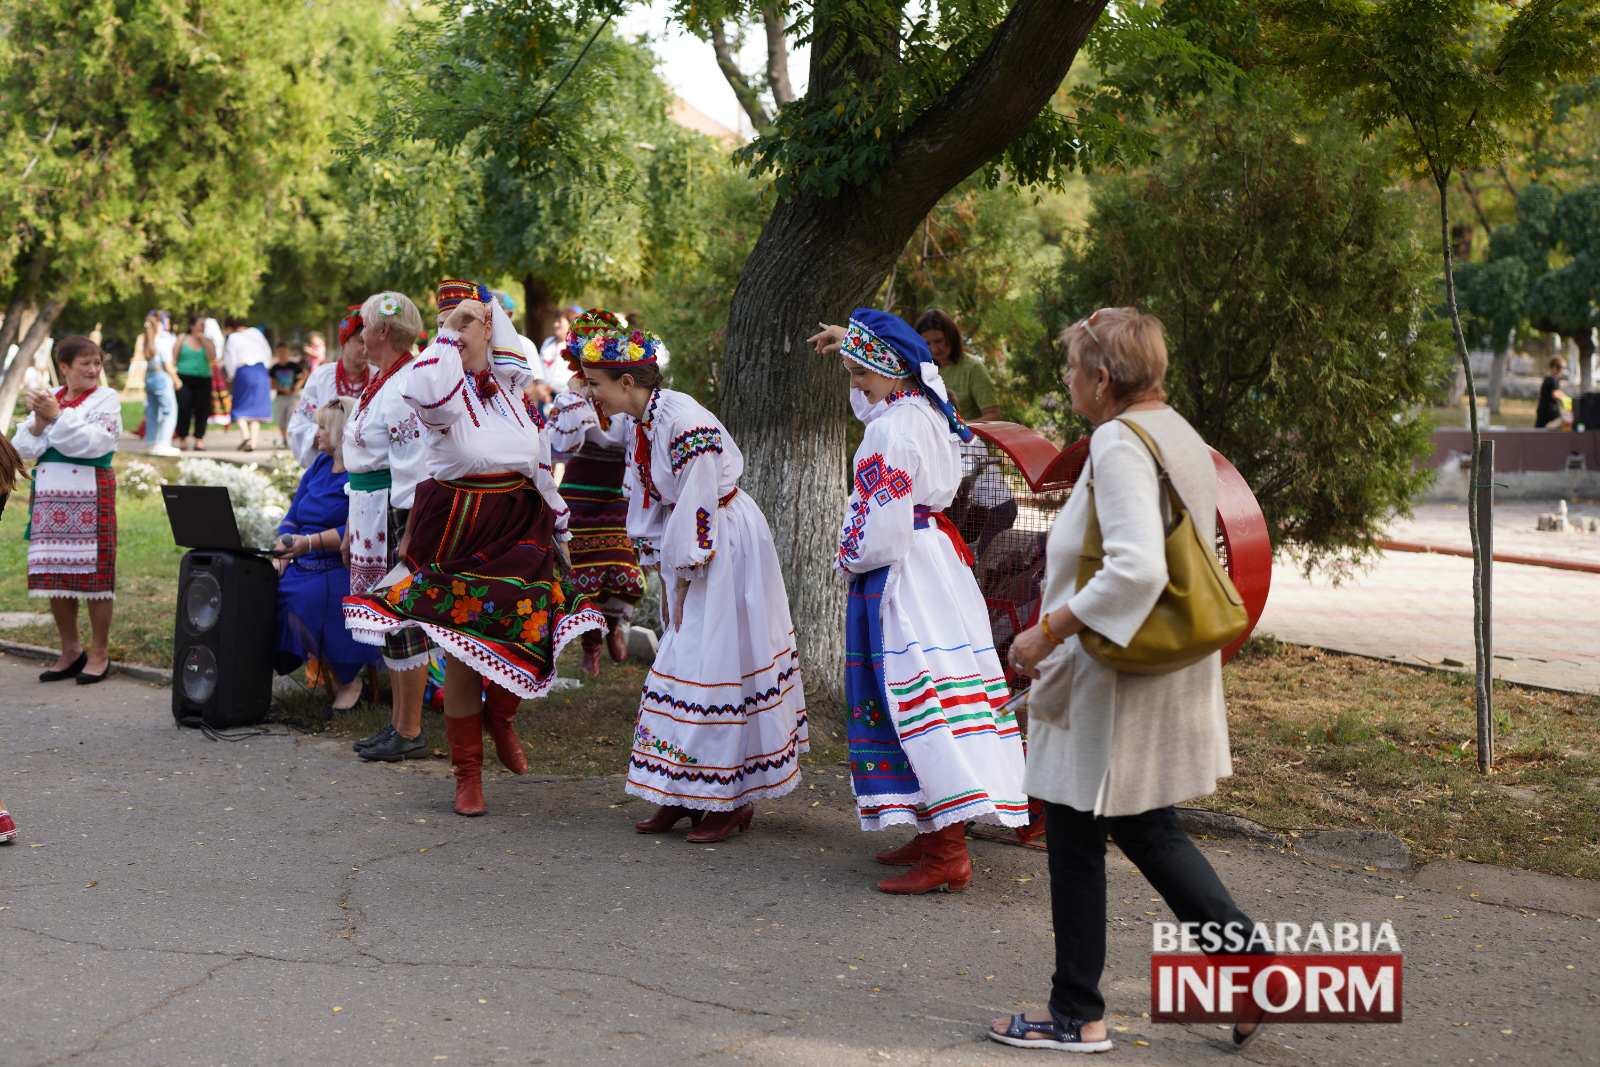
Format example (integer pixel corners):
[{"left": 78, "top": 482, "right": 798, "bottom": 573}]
[
  {"left": 1177, "top": 807, "right": 1414, "bottom": 870},
  {"left": 0, "top": 640, "right": 171, "bottom": 685}
]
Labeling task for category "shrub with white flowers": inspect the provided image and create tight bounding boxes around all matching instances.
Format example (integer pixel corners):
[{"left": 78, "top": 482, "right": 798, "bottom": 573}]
[
  {"left": 120, "top": 461, "right": 164, "bottom": 499},
  {"left": 173, "top": 458, "right": 289, "bottom": 549}
]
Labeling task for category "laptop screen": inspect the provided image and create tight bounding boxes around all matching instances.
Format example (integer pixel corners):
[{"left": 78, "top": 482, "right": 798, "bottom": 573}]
[{"left": 161, "top": 485, "right": 248, "bottom": 551}]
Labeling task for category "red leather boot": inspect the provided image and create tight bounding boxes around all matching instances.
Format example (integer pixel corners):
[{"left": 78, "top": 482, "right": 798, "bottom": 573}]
[
  {"left": 877, "top": 822, "right": 971, "bottom": 894},
  {"left": 481, "top": 683, "right": 529, "bottom": 775},
  {"left": 634, "top": 805, "right": 704, "bottom": 833},
  {"left": 444, "top": 713, "right": 487, "bottom": 817},
  {"left": 581, "top": 630, "right": 603, "bottom": 678},
  {"left": 874, "top": 833, "right": 930, "bottom": 866}
]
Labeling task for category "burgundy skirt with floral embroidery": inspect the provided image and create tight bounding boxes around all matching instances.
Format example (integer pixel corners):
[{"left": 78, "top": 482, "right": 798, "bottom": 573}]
[{"left": 342, "top": 473, "right": 604, "bottom": 697}]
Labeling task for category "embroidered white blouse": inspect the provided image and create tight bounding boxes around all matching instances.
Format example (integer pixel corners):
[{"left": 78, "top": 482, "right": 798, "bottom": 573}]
[
  {"left": 342, "top": 361, "right": 429, "bottom": 510},
  {"left": 547, "top": 388, "right": 632, "bottom": 458},
  {"left": 287, "top": 360, "right": 369, "bottom": 468},
  {"left": 11, "top": 386, "right": 122, "bottom": 460},
  {"left": 623, "top": 389, "right": 740, "bottom": 574},
  {"left": 835, "top": 390, "right": 961, "bottom": 574},
  {"left": 403, "top": 330, "right": 569, "bottom": 535}
]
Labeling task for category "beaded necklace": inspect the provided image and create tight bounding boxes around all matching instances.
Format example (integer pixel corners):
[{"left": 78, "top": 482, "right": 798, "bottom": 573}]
[{"left": 357, "top": 352, "right": 412, "bottom": 414}]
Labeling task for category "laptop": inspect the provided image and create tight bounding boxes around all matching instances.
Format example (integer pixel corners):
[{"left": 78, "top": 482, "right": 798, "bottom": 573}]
[{"left": 161, "top": 485, "right": 272, "bottom": 556}]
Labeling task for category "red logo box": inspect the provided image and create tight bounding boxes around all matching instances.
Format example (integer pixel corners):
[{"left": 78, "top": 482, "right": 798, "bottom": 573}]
[{"left": 1151, "top": 954, "right": 1403, "bottom": 1023}]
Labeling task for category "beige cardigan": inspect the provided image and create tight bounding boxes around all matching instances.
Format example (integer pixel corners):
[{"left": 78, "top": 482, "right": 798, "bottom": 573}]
[{"left": 1023, "top": 409, "right": 1232, "bottom": 817}]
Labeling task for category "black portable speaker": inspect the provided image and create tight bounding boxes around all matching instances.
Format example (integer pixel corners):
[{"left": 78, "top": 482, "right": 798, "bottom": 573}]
[{"left": 171, "top": 549, "right": 277, "bottom": 729}]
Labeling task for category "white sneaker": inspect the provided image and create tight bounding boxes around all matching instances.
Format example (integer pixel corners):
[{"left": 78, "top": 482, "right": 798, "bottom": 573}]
[{"left": 149, "top": 445, "right": 182, "bottom": 457}]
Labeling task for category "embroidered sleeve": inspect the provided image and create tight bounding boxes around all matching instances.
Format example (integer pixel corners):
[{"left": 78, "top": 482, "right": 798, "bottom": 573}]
[
  {"left": 546, "top": 390, "right": 595, "bottom": 454},
  {"left": 402, "top": 332, "right": 470, "bottom": 430},
  {"left": 287, "top": 366, "right": 328, "bottom": 468},
  {"left": 668, "top": 426, "right": 722, "bottom": 474},
  {"left": 836, "top": 426, "right": 917, "bottom": 574},
  {"left": 660, "top": 425, "right": 727, "bottom": 575},
  {"left": 43, "top": 391, "right": 122, "bottom": 459}
]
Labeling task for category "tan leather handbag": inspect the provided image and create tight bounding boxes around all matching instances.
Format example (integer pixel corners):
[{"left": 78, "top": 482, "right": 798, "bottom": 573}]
[{"left": 1075, "top": 418, "right": 1247, "bottom": 674}]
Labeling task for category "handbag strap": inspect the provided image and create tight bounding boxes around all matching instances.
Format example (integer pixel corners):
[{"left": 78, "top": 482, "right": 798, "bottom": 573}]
[{"left": 1087, "top": 416, "right": 1187, "bottom": 532}]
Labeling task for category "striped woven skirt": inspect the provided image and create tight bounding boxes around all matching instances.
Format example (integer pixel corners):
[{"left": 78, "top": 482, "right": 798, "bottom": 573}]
[
  {"left": 559, "top": 448, "right": 645, "bottom": 611},
  {"left": 343, "top": 472, "right": 604, "bottom": 698}
]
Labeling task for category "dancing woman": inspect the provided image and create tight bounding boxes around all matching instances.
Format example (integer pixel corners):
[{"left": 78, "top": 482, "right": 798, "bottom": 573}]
[
  {"left": 288, "top": 305, "right": 370, "bottom": 468},
  {"left": 580, "top": 315, "right": 808, "bottom": 843},
  {"left": 547, "top": 310, "right": 646, "bottom": 677},
  {"left": 340, "top": 292, "right": 434, "bottom": 765},
  {"left": 344, "top": 284, "right": 605, "bottom": 816},
  {"left": 810, "top": 311, "right": 1027, "bottom": 894},
  {"left": 11, "top": 336, "right": 122, "bottom": 685}
]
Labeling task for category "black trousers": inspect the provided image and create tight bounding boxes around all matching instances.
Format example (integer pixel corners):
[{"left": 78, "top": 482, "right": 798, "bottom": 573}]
[
  {"left": 175, "top": 374, "right": 213, "bottom": 440},
  {"left": 1045, "top": 801, "right": 1255, "bottom": 1021}
]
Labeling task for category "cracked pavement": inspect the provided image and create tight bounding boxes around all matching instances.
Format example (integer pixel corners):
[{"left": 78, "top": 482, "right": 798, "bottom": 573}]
[{"left": 2, "top": 652, "right": 1597, "bottom": 1066}]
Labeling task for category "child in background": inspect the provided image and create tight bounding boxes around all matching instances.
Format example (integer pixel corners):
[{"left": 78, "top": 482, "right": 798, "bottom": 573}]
[{"left": 270, "top": 342, "right": 305, "bottom": 450}]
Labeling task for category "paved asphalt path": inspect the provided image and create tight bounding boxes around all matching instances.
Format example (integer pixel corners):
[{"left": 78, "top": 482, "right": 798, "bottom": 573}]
[{"left": 3, "top": 653, "right": 1597, "bottom": 1066}]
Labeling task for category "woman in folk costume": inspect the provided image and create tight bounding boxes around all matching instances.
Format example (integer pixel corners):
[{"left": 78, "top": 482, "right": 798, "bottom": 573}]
[
  {"left": 581, "top": 315, "right": 809, "bottom": 843},
  {"left": 287, "top": 305, "right": 371, "bottom": 468},
  {"left": 272, "top": 398, "right": 380, "bottom": 715},
  {"left": 547, "top": 310, "right": 646, "bottom": 677},
  {"left": 809, "top": 310, "right": 1028, "bottom": 894},
  {"left": 11, "top": 336, "right": 122, "bottom": 685},
  {"left": 340, "top": 292, "right": 434, "bottom": 765},
  {"left": 344, "top": 283, "right": 605, "bottom": 816}
]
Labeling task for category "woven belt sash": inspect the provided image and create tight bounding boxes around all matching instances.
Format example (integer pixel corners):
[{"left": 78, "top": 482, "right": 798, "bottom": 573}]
[{"left": 347, "top": 468, "right": 392, "bottom": 492}]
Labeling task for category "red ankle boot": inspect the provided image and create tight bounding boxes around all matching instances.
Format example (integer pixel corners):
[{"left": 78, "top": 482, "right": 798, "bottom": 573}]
[
  {"left": 874, "top": 833, "right": 930, "bottom": 866},
  {"left": 877, "top": 822, "right": 971, "bottom": 894},
  {"left": 481, "top": 684, "right": 529, "bottom": 775},
  {"left": 634, "top": 805, "right": 704, "bottom": 833},
  {"left": 444, "top": 714, "right": 487, "bottom": 817},
  {"left": 685, "top": 804, "right": 754, "bottom": 843},
  {"left": 606, "top": 620, "right": 630, "bottom": 663},
  {"left": 581, "top": 632, "right": 603, "bottom": 678}
]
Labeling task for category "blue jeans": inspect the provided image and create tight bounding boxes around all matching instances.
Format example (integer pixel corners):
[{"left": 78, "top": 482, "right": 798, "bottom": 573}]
[{"left": 145, "top": 375, "right": 177, "bottom": 450}]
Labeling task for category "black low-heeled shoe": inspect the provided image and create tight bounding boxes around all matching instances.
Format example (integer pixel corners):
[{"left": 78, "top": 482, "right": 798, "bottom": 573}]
[
  {"left": 76, "top": 664, "right": 112, "bottom": 686},
  {"left": 39, "top": 652, "right": 87, "bottom": 682}
]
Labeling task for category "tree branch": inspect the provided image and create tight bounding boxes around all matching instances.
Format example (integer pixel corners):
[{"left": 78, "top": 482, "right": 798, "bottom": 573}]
[
  {"left": 762, "top": 5, "right": 796, "bottom": 107},
  {"left": 709, "top": 21, "right": 771, "bottom": 131},
  {"left": 1460, "top": 170, "right": 1493, "bottom": 246},
  {"left": 872, "top": 0, "right": 1109, "bottom": 228}
]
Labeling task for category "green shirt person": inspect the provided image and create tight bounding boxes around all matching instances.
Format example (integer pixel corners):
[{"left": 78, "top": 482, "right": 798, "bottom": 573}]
[{"left": 916, "top": 308, "right": 1000, "bottom": 422}]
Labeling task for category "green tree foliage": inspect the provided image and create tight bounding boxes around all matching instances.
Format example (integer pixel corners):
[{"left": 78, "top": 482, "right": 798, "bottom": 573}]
[
  {"left": 1030, "top": 100, "right": 1450, "bottom": 569},
  {"left": 1271, "top": 0, "right": 1600, "bottom": 770},
  {"left": 350, "top": 1, "right": 723, "bottom": 337},
  {"left": 0, "top": 0, "right": 329, "bottom": 422}
]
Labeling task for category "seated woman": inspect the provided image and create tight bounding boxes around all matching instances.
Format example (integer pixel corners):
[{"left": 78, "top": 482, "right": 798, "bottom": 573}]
[{"left": 273, "top": 398, "right": 379, "bottom": 715}]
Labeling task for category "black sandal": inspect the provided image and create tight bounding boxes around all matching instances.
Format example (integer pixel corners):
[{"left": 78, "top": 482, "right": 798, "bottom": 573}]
[{"left": 988, "top": 1007, "right": 1113, "bottom": 1053}]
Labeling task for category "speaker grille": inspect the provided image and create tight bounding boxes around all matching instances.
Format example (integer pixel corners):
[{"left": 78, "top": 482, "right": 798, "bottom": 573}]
[
  {"left": 185, "top": 572, "right": 223, "bottom": 633},
  {"left": 180, "top": 645, "right": 219, "bottom": 703}
]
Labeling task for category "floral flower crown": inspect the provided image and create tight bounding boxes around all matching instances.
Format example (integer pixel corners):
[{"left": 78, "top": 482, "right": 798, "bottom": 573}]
[
  {"left": 337, "top": 304, "right": 364, "bottom": 345},
  {"left": 563, "top": 308, "right": 660, "bottom": 369}
]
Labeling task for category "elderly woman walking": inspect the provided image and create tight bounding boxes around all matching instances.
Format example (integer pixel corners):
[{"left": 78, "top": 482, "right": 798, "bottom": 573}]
[{"left": 989, "top": 308, "right": 1262, "bottom": 1054}]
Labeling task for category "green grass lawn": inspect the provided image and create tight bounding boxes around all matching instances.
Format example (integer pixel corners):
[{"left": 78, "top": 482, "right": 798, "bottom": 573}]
[{"left": 0, "top": 452, "right": 189, "bottom": 668}]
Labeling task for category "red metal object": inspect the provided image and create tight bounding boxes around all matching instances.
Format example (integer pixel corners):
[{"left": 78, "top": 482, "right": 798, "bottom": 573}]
[{"left": 962, "top": 422, "right": 1272, "bottom": 674}]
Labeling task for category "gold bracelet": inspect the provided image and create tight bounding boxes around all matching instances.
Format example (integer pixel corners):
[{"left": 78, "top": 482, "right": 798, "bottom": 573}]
[{"left": 1040, "top": 611, "right": 1064, "bottom": 646}]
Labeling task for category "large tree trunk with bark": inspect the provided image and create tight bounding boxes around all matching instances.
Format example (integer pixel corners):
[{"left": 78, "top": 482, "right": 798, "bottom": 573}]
[
  {"left": 0, "top": 298, "right": 65, "bottom": 435},
  {"left": 521, "top": 273, "right": 556, "bottom": 351},
  {"left": 717, "top": 0, "right": 1107, "bottom": 722}
]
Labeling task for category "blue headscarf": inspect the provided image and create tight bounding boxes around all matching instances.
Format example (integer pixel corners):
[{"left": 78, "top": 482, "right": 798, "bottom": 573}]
[{"left": 843, "top": 308, "right": 972, "bottom": 441}]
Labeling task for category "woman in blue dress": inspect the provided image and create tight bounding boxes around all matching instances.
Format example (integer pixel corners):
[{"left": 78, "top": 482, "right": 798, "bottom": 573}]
[{"left": 273, "top": 398, "right": 379, "bottom": 714}]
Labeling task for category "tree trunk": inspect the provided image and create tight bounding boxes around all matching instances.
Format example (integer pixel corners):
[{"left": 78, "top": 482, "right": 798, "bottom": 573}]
[
  {"left": 521, "top": 273, "right": 556, "bottom": 349},
  {"left": 0, "top": 287, "right": 29, "bottom": 362},
  {"left": 762, "top": 5, "right": 796, "bottom": 107},
  {"left": 1437, "top": 182, "right": 1492, "bottom": 773},
  {"left": 0, "top": 298, "right": 65, "bottom": 434},
  {"left": 718, "top": 196, "right": 899, "bottom": 723}
]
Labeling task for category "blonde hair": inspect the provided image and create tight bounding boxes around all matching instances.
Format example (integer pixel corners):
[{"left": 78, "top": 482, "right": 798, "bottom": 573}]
[
  {"left": 359, "top": 291, "right": 423, "bottom": 353},
  {"left": 1060, "top": 306, "right": 1169, "bottom": 402},
  {"left": 317, "top": 397, "right": 354, "bottom": 472}
]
